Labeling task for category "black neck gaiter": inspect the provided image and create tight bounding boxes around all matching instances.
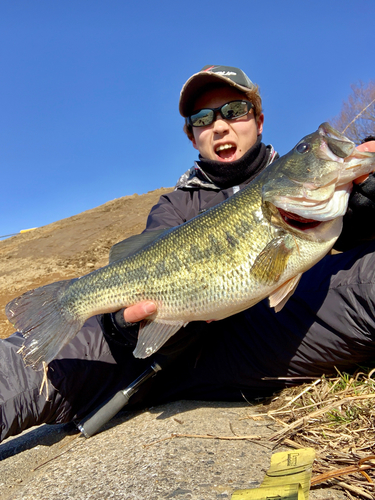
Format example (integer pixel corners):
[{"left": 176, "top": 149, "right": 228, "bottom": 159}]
[{"left": 196, "top": 135, "right": 269, "bottom": 189}]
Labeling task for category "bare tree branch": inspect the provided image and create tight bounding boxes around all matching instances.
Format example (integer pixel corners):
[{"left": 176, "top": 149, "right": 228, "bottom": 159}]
[{"left": 330, "top": 80, "right": 375, "bottom": 144}]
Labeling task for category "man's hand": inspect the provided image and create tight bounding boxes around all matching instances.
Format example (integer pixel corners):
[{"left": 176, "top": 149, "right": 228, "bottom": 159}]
[
  {"left": 334, "top": 139, "right": 375, "bottom": 251},
  {"left": 123, "top": 301, "right": 157, "bottom": 323},
  {"left": 357, "top": 140, "right": 375, "bottom": 152},
  {"left": 118, "top": 301, "right": 204, "bottom": 358},
  {"left": 354, "top": 141, "right": 375, "bottom": 183}
]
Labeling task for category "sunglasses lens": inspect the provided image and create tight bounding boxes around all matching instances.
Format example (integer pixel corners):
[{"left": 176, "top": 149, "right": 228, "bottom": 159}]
[
  {"left": 221, "top": 101, "right": 251, "bottom": 120},
  {"left": 189, "top": 109, "right": 215, "bottom": 127},
  {"left": 188, "top": 101, "right": 252, "bottom": 127}
]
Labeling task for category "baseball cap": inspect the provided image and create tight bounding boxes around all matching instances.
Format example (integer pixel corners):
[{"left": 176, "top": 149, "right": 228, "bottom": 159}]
[{"left": 179, "top": 65, "right": 256, "bottom": 117}]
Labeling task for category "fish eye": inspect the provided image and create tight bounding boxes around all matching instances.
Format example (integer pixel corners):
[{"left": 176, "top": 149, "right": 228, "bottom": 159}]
[{"left": 296, "top": 142, "right": 310, "bottom": 154}]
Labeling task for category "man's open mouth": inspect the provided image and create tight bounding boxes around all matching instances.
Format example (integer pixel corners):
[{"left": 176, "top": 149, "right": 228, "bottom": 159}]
[
  {"left": 215, "top": 143, "right": 237, "bottom": 160},
  {"left": 277, "top": 208, "right": 321, "bottom": 230}
]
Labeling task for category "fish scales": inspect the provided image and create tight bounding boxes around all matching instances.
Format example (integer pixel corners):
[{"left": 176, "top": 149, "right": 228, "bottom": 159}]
[
  {"left": 66, "top": 183, "right": 267, "bottom": 321},
  {"left": 6, "top": 123, "right": 375, "bottom": 369}
]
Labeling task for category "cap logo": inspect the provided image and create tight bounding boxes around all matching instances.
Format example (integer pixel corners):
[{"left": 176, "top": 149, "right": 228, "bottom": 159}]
[{"left": 214, "top": 71, "right": 237, "bottom": 76}]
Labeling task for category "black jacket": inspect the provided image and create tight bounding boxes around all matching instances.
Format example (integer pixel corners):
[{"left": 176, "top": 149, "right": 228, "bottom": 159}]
[{"left": 145, "top": 143, "right": 277, "bottom": 232}]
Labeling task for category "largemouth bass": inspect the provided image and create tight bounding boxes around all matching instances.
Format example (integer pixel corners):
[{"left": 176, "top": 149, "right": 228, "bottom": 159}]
[{"left": 6, "top": 123, "right": 375, "bottom": 370}]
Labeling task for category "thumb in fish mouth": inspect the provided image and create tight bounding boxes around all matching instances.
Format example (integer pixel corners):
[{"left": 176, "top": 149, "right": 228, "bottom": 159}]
[{"left": 352, "top": 142, "right": 375, "bottom": 184}]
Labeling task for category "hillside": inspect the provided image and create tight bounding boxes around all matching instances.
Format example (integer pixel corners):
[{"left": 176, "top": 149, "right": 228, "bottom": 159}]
[{"left": 0, "top": 187, "right": 172, "bottom": 339}]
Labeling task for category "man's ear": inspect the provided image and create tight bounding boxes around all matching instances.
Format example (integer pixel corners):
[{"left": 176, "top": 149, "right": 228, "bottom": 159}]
[
  {"left": 191, "top": 136, "right": 199, "bottom": 150},
  {"left": 257, "top": 113, "right": 264, "bottom": 135}
]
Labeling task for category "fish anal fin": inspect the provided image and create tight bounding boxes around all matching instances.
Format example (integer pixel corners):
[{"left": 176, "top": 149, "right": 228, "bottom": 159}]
[
  {"left": 251, "top": 235, "right": 295, "bottom": 285},
  {"left": 269, "top": 273, "right": 302, "bottom": 312},
  {"left": 133, "top": 319, "right": 187, "bottom": 358}
]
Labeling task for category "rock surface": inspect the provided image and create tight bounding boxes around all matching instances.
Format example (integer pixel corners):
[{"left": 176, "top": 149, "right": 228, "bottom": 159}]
[{"left": 0, "top": 402, "right": 345, "bottom": 499}]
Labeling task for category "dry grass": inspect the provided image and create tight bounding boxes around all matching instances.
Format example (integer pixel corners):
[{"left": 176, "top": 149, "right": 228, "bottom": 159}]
[{"left": 244, "top": 367, "right": 375, "bottom": 498}]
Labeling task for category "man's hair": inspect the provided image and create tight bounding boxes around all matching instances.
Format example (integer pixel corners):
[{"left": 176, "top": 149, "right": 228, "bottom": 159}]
[
  {"left": 183, "top": 84, "right": 263, "bottom": 142},
  {"left": 361, "top": 135, "right": 375, "bottom": 144}
]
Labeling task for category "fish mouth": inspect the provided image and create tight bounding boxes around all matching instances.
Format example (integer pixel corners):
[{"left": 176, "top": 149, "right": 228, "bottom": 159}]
[{"left": 277, "top": 208, "right": 322, "bottom": 230}]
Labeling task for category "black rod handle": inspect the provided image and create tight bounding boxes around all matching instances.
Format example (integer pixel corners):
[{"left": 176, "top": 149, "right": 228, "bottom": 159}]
[{"left": 78, "top": 361, "right": 162, "bottom": 438}]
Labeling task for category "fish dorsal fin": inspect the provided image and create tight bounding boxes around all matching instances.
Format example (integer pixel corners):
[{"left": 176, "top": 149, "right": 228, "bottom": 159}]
[
  {"left": 132, "top": 319, "right": 187, "bottom": 358},
  {"left": 109, "top": 229, "right": 168, "bottom": 263},
  {"left": 268, "top": 273, "right": 302, "bottom": 312},
  {"left": 251, "top": 235, "right": 296, "bottom": 285}
]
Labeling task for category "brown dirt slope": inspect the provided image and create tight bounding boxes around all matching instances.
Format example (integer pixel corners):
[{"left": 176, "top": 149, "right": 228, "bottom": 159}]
[{"left": 0, "top": 187, "right": 172, "bottom": 339}]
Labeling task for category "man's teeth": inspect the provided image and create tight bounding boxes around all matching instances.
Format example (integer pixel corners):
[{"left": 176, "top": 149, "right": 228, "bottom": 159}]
[{"left": 215, "top": 144, "right": 235, "bottom": 152}]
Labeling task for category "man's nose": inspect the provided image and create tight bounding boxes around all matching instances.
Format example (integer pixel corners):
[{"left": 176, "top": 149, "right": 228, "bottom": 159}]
[{"left": 212, "top": 112, "right": 230, "bottom": 133}]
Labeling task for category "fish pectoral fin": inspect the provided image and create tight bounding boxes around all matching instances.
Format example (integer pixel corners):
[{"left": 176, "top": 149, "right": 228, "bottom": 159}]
[
  {"left": 109, "top": 229, "right": 170, "bottom": 263},
  {"left": 132, "top": 319, "right": 187, "bottom": 358},
  {"left": 250, "top": 235, "right": 295, "bottom": 285},
  {"left": 268, "top": 273, "right": 302, "bottom": 312}
]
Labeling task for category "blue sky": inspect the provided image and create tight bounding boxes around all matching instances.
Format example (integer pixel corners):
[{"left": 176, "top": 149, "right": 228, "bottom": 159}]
[{"left": 1, "top": 0, "right": 374, "bottom": 237}]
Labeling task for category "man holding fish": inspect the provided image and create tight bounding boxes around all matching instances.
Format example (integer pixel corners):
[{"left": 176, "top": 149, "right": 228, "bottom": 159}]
[{"left": 1, "top": 65, "right": 375, "bottom": 442}]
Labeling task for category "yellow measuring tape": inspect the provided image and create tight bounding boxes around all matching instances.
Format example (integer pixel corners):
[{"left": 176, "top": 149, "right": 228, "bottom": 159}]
[{"left": 231, "top": 448, "right": 315, "bottom": 500}]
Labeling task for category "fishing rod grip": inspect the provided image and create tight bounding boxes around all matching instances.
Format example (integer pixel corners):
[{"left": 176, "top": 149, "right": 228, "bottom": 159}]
[
  {"left": 78, "top": 391, "right": 132, "bottom": 438},
  {"left": 77, "top": 360, "right": 162, "bottom": 438}
]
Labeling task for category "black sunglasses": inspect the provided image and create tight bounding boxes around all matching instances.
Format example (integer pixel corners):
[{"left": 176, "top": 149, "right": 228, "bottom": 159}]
[{"left": 186, "top": 100, "right": 253, "bottom": 128}]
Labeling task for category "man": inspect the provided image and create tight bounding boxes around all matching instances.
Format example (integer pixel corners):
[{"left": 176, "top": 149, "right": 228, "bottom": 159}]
[{"left": 1, "top": 65, "right": 375, "bottom": 442}]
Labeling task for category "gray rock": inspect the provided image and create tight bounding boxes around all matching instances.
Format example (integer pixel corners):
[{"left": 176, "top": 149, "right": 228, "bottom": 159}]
[{"left": 0, "top": 401, "right": 346, "bottom": 499}]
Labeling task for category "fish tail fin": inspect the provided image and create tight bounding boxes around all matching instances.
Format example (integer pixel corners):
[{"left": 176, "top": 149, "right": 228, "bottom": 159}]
[{"left": 5, "top": 280, "right": 84, "bottom": 370}]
